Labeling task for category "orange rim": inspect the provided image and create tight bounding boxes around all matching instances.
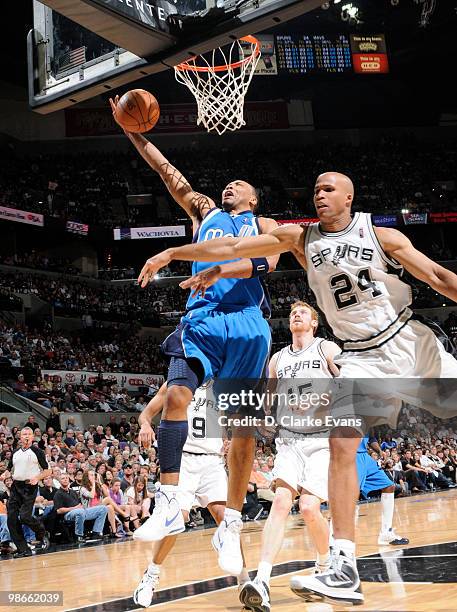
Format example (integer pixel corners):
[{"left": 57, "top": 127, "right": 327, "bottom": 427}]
[{"left": 175, "top": 35, "right": 260, "bottom": 73}]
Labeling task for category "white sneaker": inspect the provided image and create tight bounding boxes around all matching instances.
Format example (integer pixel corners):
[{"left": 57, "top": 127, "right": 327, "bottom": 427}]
[
  {"left": 239, "top": 577, "right": 271, "bottom": 612},
  {"left": 378, "top": 528, "right": 409, "bottom": 546},
  {"left": 211, "top": 519, "right": 243, "bottom": 575},
  {"left": 133, "top": 490, "right": 185, "bottom": 542},
  {"left": 133, "top": 569, "right": 160, "bottom": 608}
]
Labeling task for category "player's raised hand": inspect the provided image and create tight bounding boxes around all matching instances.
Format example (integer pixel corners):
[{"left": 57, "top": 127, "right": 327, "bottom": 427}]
[
  {"left": 109, "top": 95, "right": 128, "bottom": 133},
  {"left": 139, "top": 422, "right": 156, "bottom": 449},
  {"left": 138, "top": 250, "right": 172, "bottom": 288},
  {"left": 179, "top": 265, "right": 223, "bottom": 297}
]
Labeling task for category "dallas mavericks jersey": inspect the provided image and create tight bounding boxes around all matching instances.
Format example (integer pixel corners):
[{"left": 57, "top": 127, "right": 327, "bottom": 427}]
[
  {"left": 358, "top": 435, "right": 369, "bottom": 453},
  {"left": 274, "top": 337, "right": 333, "bottom": 436},
  {"left": 305, "top": 212, "right": 412, "bottom": 350},
  {"left": 183, "top": 382, "right": 223, "bottom": 455},
  {"left": 187, "top": 208, "right": 270, "bottom": 315}
]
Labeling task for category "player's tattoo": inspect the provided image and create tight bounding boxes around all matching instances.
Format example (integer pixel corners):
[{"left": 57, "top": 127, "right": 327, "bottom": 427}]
[
  {"left": 190, "top": 191, "right": 213, "bottom": 219},
  {"left": 158, "top": 162, "right": 212, "bottom": 219}
]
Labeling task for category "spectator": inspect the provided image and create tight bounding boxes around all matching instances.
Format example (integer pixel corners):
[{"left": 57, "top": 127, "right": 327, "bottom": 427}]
[
  {"left": 54, "top": 473, "right": 108, "bottom": 542},
  {"left": 125, "top": 476, "right": 152, "bottom": 526},
  {"left": 80, "top": 469, "right": 122, "bottom": 538}
]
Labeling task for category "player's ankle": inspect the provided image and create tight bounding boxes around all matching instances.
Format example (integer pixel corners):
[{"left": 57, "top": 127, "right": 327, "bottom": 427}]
[
  {"left": 257, "top": 561, "right": 272, "bottom": 583},
  {"left": 148, "top": 562, "right": 161, "bottom": 575},
  {"left": 224, "top": 507, "right": 242, "bottom": 523},
  {"left": 334, "top": 538, "right": 356, "bottom": 559}
]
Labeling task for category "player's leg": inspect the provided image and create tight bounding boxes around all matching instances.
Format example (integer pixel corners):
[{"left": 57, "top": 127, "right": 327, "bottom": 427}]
[
  {"left": 290, "top": 428, "right": 363, "bottom": 605},
  {"left": 360, "top": 457, "right": 409, "bottom": 546},
  {"left": 212, "top": 310, "right": 271, "bottom": 576},
  {"left": 239, "top": 481, "right": 295, "bottom": 612},
  {"left": 134, "top": 353, "right": 202, "bottom": 542},
  {"left": 211, "top": 429, "right": 255, "bottom": 576},
  {"left": 134, "top": 454, "right": 201, "bottom": 607},
  {"left": 133, "top": 525, "right": 183, "bottom": 607},
  {"left": 207, "top": 502, "right": 250, "bottom": 585}
]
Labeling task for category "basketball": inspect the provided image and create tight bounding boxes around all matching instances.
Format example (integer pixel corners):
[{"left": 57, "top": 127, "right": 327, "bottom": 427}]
[{"left": 115, "top": 89, "right": 160, "bottom": 133}]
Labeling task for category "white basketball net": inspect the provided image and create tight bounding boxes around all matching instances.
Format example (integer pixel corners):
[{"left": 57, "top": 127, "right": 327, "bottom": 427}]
[{"left": 174, "top": 36, "right": 261, "bottom": 136}]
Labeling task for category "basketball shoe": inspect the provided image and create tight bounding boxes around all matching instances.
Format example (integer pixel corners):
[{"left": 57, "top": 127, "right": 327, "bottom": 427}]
[
  {"left": 133, "top": 566, "right": 160, "bottom": 608},
  {"left": 378, "top": 528, "right": 409, "bottom": 546},
  {"left": 133, "top": 488, "right": 184, "bottom": 542},
  {"left": 290, "top": 549, "right": 364, "bottom": 605},
  {"left": 211, "top": 518, "right": 243, "bottom": 575},
  {"left": 239, "top": 577, "right": 270, "bottom": 612}
]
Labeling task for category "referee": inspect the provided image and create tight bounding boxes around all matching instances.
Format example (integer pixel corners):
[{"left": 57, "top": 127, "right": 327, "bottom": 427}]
[{"left": 6, "top": 427, "right": 51, "bottom": 557}]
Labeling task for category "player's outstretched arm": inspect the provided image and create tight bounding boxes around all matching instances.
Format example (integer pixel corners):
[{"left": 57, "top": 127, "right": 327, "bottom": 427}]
[
  {"left": 138, "top": 382, "right": 167, "bottom": 448},
  {"left": 138, "top": 224, "right": 303, "bottom": 287},
  {"left": 376, "top": 227, "right": 457, "bottom": 302},
  {"left": 110, "top": 96, "right": 215, "bottom": 221},
  {"left": 179, "top": 217, "right": 280, "bottom": 296}
]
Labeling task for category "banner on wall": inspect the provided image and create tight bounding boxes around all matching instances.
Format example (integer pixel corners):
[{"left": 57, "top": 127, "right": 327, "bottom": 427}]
[
  {"left": 65, "top": 101, "right": 289, "bottom": 136},
  {"left": 372, "top": 214, "right": 397, "bottom": 227},
  {"left": 430, "top": 212, "right": 457, "bottom": 223},
  {"left": 113, "top": 225, "right": 186, "bottom": 240},
  {"left": 41, "top": 370, "right": 164, "bottom": 391},
  {"left": 0, "top": 206, "right": 44, "bottom": 227},
  {"left": 402, "top": 212, "right": 428, "bottom": 225}
]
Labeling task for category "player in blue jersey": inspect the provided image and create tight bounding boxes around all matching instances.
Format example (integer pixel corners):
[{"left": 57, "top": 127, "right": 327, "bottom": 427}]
[
  {"left": 111, "top": 95, "right": 279, "bottom": 575},
  {"left": 357, "top": 436, "right": 409, "bottom": 546}
]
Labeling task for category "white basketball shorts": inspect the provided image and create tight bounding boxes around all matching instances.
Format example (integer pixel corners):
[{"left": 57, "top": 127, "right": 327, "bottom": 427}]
[
  {"left": 177, "top": 453, "right": 227, "bottom": 512},
  {"left": 272, "top": 436, "right": 329, "bottom": 501}
]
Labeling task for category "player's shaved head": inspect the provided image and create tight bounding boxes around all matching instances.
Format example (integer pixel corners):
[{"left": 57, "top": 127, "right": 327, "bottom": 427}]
[{"left": 316, "top": 172, "right": 354, "bottom": 196}]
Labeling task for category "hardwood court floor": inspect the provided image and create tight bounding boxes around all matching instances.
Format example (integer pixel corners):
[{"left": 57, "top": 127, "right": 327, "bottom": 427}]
[{"left": 2, "top": 489, "right": 457, "bottom": 612}]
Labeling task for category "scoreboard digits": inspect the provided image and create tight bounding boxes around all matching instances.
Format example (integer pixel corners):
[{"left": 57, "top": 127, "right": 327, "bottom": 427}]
[{"left": 276, "top": 34, "right": 352, "bottom": 75}]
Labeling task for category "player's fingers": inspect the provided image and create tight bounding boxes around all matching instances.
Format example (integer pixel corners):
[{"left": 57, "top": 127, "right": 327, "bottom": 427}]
[
  {"left": 109, "top": 98, "right": 115, "bottom": 112},
  {"left": 179, "top": 275, "right": 197, "bottom": 289},
  {"left": 115, "top": 94, "right": 119, "bottom": 104}
]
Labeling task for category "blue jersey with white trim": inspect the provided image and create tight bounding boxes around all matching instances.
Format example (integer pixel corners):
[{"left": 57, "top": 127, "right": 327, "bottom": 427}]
[
  {"left": 186, "top": 208, "right": 270, "bottom": 315},
  {"left": 358, "top": 435, "right": 377, "bottom": 453},
  {"left": 358, "top": 436, "right": 369, "bottom": 453}
]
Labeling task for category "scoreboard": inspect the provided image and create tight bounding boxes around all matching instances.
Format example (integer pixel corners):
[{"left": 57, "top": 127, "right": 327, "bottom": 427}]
[
  {"left": 276, "top": 34, "right": 352, "bottom": 74},
  {"left": 272, "top": 33, "right": 388, "bottom": 76}
]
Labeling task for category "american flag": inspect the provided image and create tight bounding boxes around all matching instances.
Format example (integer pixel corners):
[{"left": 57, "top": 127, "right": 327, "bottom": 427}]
[{"left": 58, "top": 46, "right": 86, "bottom": 71}]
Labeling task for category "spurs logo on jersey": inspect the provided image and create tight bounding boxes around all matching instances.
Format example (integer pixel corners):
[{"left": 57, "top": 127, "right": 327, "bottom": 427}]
[
  {"left": 274, "top": 338, "right": 333, "bottom": 435},
  {"left": 184, "top": 381, "right": 223, "bottom": 455},
  {"left": 305, "top": 212, "right": 412, "bottom": 350},
  {"left": 276, "top": 338, "right": 332, "bottom": 379}
]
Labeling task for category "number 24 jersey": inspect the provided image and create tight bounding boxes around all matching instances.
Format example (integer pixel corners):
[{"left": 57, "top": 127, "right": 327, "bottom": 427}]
[{"left": 305, "top": 212, "right": 412, "bottom": 348}]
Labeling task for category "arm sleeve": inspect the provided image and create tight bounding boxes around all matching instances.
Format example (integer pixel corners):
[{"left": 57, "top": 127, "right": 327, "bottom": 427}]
[{"left": 32, "top": 446, "right": 50, "bottom": 470}]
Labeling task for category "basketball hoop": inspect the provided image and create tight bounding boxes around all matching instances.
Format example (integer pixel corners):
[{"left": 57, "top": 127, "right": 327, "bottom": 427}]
[{"left": 174, "top": 35, "right": 261, "bottom": 136}]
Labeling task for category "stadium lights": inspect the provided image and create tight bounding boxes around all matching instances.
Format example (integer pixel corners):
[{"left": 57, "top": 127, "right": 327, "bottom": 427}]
[
  {"left": 340, "top": 2, "right": 360, "bottom": 22},
  {"left": 401, "top": 209, "right": 409, "bottom": 214}
]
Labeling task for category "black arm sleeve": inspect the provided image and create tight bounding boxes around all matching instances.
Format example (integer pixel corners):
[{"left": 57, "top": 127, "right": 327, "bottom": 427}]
[{"left": 32, "top": 446, "right": 50, "bottom": 470}]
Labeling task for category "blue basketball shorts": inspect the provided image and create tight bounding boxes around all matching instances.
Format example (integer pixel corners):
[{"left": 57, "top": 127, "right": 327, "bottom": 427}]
[
  {"left": 162, "top": 305, "right": 271, "bottom": 386},
  {"left": 357, "top": 452, "right": 394, "bottom": 497}
]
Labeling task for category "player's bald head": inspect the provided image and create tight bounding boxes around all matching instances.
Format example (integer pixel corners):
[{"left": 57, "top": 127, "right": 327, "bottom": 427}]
[{"left": 316, "top": 172, "right": 354, "bottom": 197}]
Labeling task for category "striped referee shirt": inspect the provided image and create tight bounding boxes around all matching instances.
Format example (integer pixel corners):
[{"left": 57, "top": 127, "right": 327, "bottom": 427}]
[{"left": 8, "top": 446, "right": 49, "bottom": 482}]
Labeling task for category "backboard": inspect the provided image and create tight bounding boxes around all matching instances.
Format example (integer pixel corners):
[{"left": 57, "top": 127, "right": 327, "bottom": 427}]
[{"left": 28, "top": 0, "right": 322, "bottom": 113}]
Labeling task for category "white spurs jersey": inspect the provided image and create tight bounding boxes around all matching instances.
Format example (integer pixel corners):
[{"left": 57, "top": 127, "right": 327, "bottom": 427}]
[
  {"left": 305, "top": 212, "right": 412, "bottom": 351},
  {"left": 274, "top": 337, "right": 334, "bottom": 435},
  {"left": 183, "top": 381, "right": 223, "bottom": 455}
]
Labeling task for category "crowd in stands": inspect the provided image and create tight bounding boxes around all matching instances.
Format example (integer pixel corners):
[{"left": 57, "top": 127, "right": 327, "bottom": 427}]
[
  {"left": 1, "top": 139, "right": 456, "bottom": 228},
  {"left": 1, "top": 260, "right": 456, "bottom": 329},
  {"left": 0, "top": 323, "right": 165, "bottom": 380},
  {"left": 0, "top": 252, "right": 80, "bottom": 275},
  {"left": 1, "top": 404, "right": 456, "bottom": 555}
]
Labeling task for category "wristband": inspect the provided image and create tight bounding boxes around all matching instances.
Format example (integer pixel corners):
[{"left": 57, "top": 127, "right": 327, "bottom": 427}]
[{"left": 250, "top": 258, "right": 269, "bottom": 277}]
